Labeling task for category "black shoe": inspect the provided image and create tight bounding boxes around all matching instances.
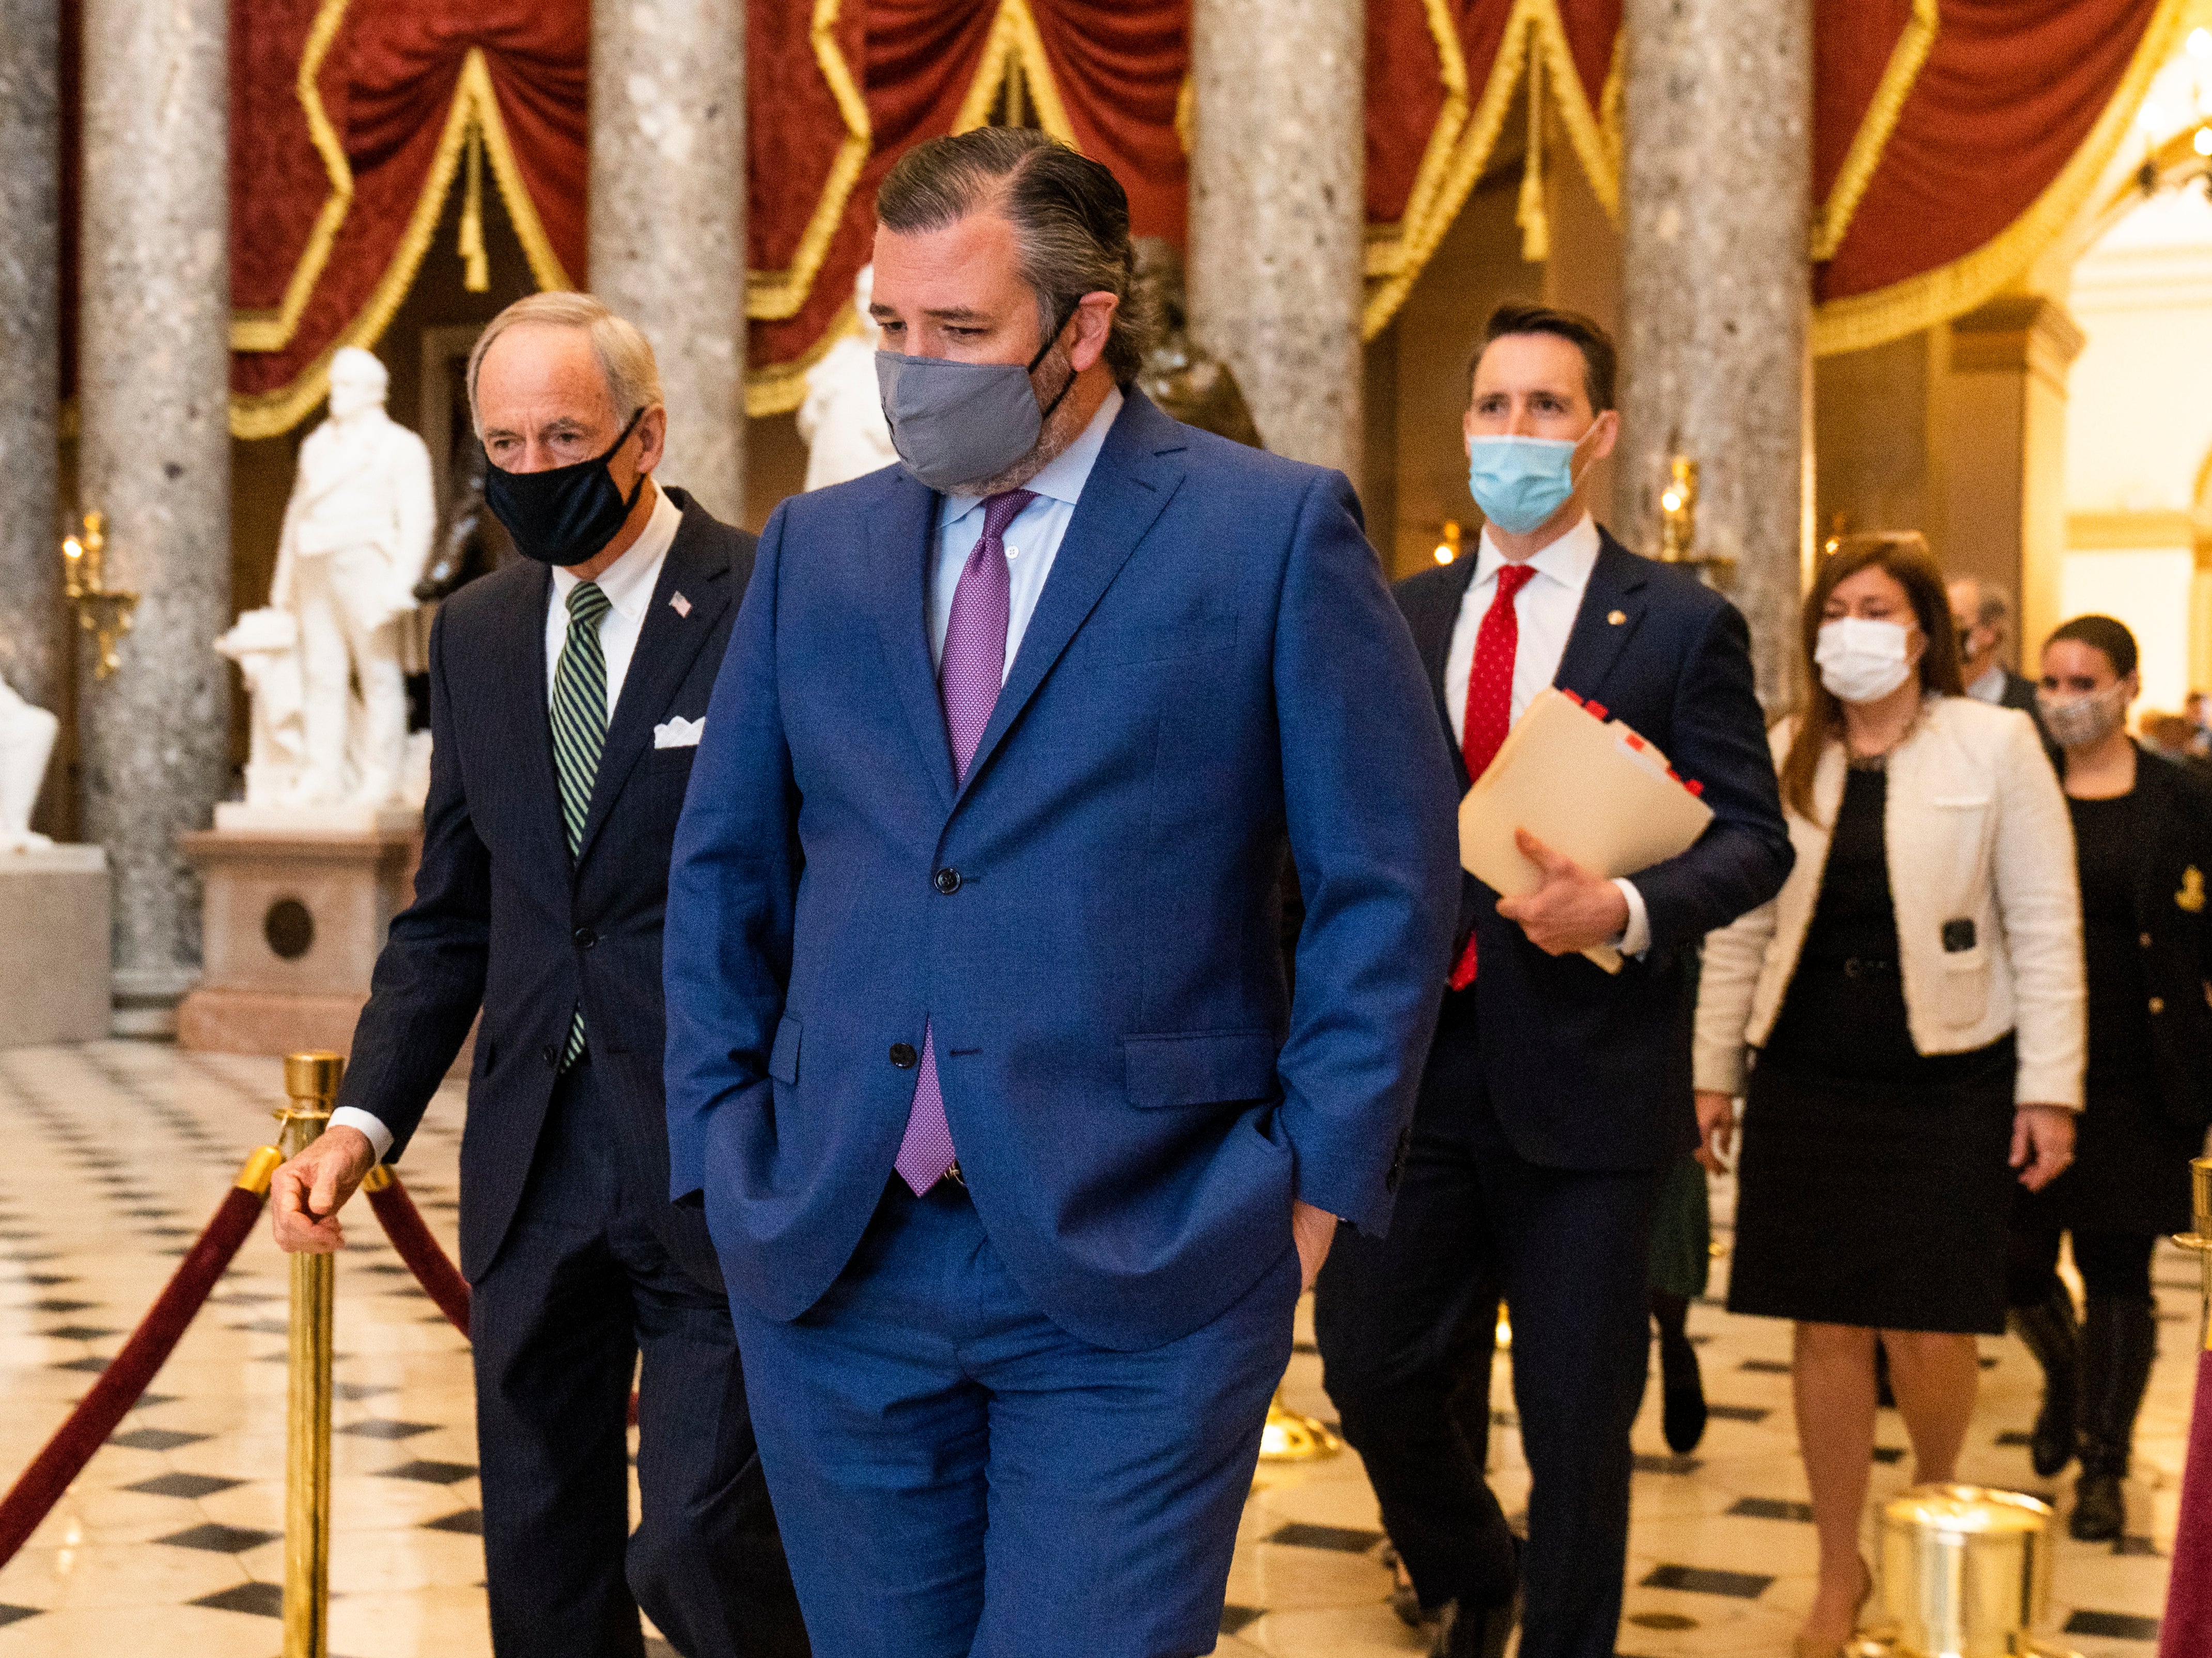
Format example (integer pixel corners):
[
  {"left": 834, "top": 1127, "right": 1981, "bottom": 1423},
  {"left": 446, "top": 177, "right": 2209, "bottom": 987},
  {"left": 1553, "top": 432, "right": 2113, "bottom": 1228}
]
[
  {"left": 1431, "top": 1583, "right": 1521, "bottom": 1658},
  {"left": 1661, "top": 1330, "right": 1708, "bottom": 1454},
  {"left": 2009, "top": 1280, "right": 2081, "bottom": 1477},
  {"left": 2070, "top": 1295, "right": 2158, "bottom": 1543}
]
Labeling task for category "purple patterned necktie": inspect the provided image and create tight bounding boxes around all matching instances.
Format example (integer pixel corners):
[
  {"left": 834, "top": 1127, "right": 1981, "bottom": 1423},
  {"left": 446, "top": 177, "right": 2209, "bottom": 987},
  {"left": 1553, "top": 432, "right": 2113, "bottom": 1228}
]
[{"left": 894, "top": 488, "right": 1036, "bottom": 1196}]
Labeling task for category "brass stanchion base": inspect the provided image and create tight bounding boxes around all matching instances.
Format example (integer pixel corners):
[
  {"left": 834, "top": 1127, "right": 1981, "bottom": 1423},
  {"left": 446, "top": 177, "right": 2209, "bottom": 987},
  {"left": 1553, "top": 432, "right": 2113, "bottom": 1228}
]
[{"left": 1258, "top": 1385, "right": 1341, "bottom": 1461}]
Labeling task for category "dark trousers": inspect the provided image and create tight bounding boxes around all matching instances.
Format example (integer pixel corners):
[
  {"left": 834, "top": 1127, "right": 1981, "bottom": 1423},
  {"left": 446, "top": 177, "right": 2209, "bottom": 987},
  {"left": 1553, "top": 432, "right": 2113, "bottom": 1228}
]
[
  {"left": 729, "top": 1178, "right": 1299, "bottom": 1658},
  {"left": 1314, "top": 1009, "right": 1663, "bottom": 1658},
  {"left": 470, "top": 1055, "right": 808, "bottom": 1658}
]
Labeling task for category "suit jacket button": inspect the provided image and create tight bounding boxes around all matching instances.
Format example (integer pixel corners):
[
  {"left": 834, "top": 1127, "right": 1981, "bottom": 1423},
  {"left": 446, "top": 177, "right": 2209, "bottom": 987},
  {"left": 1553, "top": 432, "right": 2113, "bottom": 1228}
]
[
  {"left": 543, "top": 1043, "right": 559, "bottom": 1068},
  {"left": 2150, "top": 996, "right": 2167, "bottom": 1015},
  {"left": 573, "top": 926, "right": 597, "bottom": 949},
  {"left": 933, "top": 868, "right": 961, "bottom": 895},
  {"left": 889, "top": 1042, "right": 918, "bottom": 1069},
  {"left": 2141, "top": 932, "right": 2155, "bottom": 949}
]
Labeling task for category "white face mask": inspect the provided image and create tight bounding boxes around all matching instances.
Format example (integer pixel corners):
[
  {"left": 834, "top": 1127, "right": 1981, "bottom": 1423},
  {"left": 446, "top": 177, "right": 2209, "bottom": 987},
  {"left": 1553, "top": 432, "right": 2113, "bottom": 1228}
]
[{"left": 1815, "top": 617, "right": 1914, "bottom": 705}]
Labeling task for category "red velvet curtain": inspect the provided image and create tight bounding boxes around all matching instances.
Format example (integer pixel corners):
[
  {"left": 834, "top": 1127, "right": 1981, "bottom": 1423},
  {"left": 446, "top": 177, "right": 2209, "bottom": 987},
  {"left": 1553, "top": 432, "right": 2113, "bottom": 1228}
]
[
  {"left": 1817, "top": 0, "right": 2163, "bottom": 302},
  {"left": 229, "top": 1, "right": 587, "bottom": 405},
  {"left": 192, "top": 0, "right": 2183, "bottom": 416}
]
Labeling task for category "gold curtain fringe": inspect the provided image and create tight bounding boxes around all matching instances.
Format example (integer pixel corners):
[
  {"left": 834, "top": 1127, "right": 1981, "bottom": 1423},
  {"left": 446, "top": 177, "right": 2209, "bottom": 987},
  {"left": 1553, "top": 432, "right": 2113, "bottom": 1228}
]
[
  {"left": 458, "top": 124, "right": 489, "bottom": 293},
  {"left": 1516, "top": 42, "right": 1549, "bottom": 261},
  {"left": 1810, "top": 0, "right": 1938, "bottom": 263},
  {"left": 230, "top": 0, "right": 355, "bottom": 354},
  {"left": 955, "top": 0, "right": 1079, "bottom": 140},
  {"left": 230, "top": 49, "right": 571, "bottom": 441},
  {"left": 1811, "top": 0, "right": 2194, "bottom": 358},
  {"left": 749, "top": 0, "right": 871, "bottom": 322}
]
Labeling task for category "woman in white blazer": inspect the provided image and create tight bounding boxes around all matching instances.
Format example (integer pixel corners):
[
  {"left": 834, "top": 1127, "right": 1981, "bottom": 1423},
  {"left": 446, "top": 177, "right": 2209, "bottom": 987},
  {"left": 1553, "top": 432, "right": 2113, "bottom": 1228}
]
[{"left": 1692, "top": 534, "right": 2082, "bottom": 1658}]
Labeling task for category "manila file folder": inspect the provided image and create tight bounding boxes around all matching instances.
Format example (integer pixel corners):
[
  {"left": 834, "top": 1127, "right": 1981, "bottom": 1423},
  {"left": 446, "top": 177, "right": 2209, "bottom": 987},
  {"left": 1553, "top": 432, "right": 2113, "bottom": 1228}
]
[{"left": 1457, "top": 687, "right": 1714, "bottom": 974}]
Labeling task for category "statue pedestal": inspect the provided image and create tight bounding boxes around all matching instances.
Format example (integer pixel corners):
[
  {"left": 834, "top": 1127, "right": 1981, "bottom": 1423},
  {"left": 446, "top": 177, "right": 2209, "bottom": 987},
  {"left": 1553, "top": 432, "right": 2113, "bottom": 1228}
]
[
  {"left": 176, "top": 821, "right": 422, "bottom": 1056},
  {"left": 0, "top": 846, "right": 112, "bottom": 1046}
]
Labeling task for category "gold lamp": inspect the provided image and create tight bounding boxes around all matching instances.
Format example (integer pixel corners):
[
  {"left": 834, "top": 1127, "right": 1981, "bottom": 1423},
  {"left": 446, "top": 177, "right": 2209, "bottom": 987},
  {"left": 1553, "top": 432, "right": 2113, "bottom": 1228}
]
[
  {"left": 1656, "top": 456, "right": 1734, "bottom": 575},
  {"left": 60, "top": 511, "right": 139, "bottom": 680}
]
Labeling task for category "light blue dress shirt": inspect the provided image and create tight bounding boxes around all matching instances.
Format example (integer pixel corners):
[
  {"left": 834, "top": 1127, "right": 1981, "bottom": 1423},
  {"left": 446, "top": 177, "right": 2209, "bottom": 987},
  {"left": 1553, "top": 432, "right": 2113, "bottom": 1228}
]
[{"left": 929, "top": 386, "right": 1124, "bottom": 679}]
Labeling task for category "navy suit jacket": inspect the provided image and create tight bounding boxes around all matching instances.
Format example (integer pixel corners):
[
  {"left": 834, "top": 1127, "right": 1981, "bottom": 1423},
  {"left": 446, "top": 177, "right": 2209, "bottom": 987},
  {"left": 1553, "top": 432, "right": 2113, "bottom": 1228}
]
[
  {"left": 336, "top": 489, "right": 754, "bottom": 1288},
  {"left": 1395, "top": 526, "right": 1793, "bottom": 1171},
  {"left": 664, "top": 390, "right": 1461, "bottom": 1353}
]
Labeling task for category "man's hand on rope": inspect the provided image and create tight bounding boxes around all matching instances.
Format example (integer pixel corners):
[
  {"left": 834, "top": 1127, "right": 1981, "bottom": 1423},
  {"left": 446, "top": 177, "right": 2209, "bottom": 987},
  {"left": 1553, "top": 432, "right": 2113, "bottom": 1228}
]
[{"left": 270, "top": 1127, "right": 379, "bottom": 1253}]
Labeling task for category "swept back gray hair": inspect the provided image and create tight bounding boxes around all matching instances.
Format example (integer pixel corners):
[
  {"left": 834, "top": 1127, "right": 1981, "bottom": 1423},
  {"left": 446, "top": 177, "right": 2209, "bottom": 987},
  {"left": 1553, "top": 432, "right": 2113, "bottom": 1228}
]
[
  {"left": 876, "top": 128, "right": 1154, "bottom": 384},
  {"left": 465, "top": 292, "right": 665, "bottom": 434}
]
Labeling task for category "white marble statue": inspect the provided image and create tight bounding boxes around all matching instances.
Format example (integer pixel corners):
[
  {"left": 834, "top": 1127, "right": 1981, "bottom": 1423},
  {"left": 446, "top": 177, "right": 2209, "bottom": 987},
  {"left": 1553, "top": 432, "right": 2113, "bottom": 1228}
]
[
  {"left": 215, "top": 606, "right": 309, "bottom": 806},
  {"left": 266, "top": 347, "right": 434, "bottom": 807},
  {"left": 0, "top": 675, "right": 59, "bottom": 853},
  {"left": 798, "top": 263, "right": 898, "bottom": 491}
]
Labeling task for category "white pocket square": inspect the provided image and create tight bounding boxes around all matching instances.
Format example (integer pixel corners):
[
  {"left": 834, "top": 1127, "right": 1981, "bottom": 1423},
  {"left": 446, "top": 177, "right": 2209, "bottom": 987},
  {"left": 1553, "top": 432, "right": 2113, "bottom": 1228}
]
[{"left": 653, "top": 717, "right": 705, "bottom": 750}]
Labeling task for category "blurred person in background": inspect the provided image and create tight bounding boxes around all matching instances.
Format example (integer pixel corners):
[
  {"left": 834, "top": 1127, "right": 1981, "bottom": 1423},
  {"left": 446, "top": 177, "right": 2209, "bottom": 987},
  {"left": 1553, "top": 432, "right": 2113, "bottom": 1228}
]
[
  {"left": 1694, "top": 533, "right": 2082, "bottom": 1658},
  {"left": 2006, "top": 615, "right": 2212, "bottom": 1542}
]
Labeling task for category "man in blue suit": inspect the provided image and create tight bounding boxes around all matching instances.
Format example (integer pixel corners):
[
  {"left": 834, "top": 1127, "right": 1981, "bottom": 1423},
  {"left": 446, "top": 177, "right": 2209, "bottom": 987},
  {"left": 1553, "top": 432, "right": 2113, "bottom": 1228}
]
[
  {"left": 664, "top": 128, "right": 1461, "bottom": 1658},
  {"left": 1314, "top": 306, "right": 1794, "bottom": 1658}
]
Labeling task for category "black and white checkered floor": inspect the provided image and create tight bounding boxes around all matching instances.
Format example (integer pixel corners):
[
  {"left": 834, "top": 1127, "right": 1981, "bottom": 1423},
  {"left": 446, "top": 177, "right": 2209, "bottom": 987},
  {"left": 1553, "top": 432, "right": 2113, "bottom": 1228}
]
[{"left": 0, "top": 1042, "right": 2188, "bottom": 1655}]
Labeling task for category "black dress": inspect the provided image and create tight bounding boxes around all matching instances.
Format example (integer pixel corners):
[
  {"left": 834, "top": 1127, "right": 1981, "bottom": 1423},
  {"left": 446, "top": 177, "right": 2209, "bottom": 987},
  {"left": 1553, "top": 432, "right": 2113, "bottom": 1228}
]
[
  {"left": 2012, "top": 788, "right": 2196, "bottom": 1238},
  {"left": 1729, "top": 765, "right": 2019, "bottom": 1336}
]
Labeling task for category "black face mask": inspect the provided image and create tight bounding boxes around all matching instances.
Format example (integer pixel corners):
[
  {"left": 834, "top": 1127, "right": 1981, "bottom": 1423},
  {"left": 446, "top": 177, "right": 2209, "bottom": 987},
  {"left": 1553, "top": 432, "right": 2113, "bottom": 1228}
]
[{"left": 483, "top": 409, "right": 647, "bottom": 566}]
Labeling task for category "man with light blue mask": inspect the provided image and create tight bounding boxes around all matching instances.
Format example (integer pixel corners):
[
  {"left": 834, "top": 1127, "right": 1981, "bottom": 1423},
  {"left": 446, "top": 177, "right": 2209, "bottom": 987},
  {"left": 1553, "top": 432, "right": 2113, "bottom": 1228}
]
[
  {"left": 1314, "top": 304, "right": 1793, "bottom": 1658},
  {"left": 663, "top": 127, "right": 1460, "bottom": 1658}
]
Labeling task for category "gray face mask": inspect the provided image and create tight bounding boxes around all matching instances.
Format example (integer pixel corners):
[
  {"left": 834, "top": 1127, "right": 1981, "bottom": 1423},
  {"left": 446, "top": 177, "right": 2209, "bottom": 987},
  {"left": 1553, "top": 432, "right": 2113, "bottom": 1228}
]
[{"left": 874, "top": 312, "right": 1076, "bottom": 493}]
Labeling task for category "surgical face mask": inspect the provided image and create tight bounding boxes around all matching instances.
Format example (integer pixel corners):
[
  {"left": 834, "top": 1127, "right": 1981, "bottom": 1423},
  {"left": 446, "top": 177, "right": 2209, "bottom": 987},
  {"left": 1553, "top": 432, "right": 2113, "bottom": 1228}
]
[
  {"left": 1815, "top": 617, "right": 1915, "bottom": 705},
  {"left": 483, "top": 409, "right": 647, "bottom": 567},
  {"left": 2037, "top": 681, "right": 2130, "bottom": 750},
  {"left": 1466, "top": 428, "right": 1592, "bottom": 536},
  {"left": 876, "top": 310, "right": 1076, "bottom": 493}
]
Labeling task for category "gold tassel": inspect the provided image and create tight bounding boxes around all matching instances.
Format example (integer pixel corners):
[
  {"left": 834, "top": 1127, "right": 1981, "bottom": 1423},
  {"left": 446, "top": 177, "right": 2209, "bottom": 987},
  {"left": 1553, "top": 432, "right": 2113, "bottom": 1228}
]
[
  {"left": 1516, "top": 40, "right": 1550, "bottom": 264},
  {"left": 458, "top": 121, "right": 490, "bottom": 293}
]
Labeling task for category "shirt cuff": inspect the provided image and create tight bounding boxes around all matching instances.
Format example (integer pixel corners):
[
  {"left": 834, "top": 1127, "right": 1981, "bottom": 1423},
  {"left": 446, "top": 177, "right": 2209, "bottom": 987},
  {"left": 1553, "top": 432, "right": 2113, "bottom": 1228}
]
[
  {"left": 328, "top": 1107, "right": 394, "bottom": 1165},
  {"left": 1611, "top": 879, "right": 1650, "bottom": 959}
]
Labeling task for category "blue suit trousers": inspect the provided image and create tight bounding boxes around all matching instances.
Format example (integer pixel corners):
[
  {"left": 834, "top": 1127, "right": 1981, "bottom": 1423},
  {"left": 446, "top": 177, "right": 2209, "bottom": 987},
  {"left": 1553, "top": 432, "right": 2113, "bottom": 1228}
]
[{"left": 731, "top": 1179, "right": 1300, "bottom": 1658}]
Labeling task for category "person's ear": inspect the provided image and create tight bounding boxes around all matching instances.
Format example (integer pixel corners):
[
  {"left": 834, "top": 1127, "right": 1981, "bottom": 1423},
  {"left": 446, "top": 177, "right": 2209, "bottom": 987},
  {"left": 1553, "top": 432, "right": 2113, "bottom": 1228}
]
[
  {"left": 630, "top": 406, "right": 667, "bottom": 479},
  {"left": 1064, "top": 291, "right": 1118, "bottom": 375},
  {"left": 1580, "top": 408, "right": 1621, "bottom": 465}
]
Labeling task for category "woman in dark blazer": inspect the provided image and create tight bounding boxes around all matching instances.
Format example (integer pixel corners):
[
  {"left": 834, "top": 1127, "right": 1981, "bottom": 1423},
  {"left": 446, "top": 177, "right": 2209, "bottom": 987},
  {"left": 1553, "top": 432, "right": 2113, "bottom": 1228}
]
[{"left": 2007, "top": 614, "right": 2212, "bottom": 1542}]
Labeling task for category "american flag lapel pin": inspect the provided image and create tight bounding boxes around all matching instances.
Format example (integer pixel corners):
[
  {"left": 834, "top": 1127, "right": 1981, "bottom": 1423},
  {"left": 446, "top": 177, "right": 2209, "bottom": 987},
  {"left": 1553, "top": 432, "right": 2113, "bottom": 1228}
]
[{"left": 670, "top": 591, "right": 692, "bottom": 618}]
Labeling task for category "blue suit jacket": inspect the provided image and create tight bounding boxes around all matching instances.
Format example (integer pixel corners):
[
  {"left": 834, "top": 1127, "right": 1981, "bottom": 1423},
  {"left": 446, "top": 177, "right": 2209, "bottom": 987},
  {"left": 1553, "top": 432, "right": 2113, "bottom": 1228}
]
[
  {"left": 664, "top": 390, "right": 1461, "bottom": 1352},
  {"left": 337, "top": 490, "right": 753, "bottom": 1287},
  {"left": 1395, "top": 526, "right": 1794, "bottom": 1170}
]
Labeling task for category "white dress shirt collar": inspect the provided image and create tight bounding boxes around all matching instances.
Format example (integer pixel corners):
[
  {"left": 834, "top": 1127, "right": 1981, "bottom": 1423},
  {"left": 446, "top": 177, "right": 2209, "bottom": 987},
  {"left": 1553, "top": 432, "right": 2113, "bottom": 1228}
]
[
  {"left": 1966, "top": 662, "right": 2008, "bottom": 705},
  {"left": 938, "top": 385, "right": 1125, "bottom": 528},
  {"left": 552, "top": 479, "right": 682, "bottom": 620},
  {"left": 1470, "top": 510, "right": 1601, "bottom": 596}
]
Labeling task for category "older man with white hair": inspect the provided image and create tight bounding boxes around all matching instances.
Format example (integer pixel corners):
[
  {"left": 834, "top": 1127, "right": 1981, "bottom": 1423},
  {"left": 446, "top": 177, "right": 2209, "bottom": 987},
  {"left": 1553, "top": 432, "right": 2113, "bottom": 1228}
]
[{"left": 266, "top": 293, "right": 807, "bottom": 1658}]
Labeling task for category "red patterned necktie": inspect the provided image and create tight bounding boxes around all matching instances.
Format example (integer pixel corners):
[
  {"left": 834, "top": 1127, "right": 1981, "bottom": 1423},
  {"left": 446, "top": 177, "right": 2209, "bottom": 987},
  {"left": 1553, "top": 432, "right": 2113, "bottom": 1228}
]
[
  {"left": 893, "top": 488, "right": 1036, "bottom": 1196},
  {"left": 1447, "top": 560, "right": 1539, "bottom": 990}
]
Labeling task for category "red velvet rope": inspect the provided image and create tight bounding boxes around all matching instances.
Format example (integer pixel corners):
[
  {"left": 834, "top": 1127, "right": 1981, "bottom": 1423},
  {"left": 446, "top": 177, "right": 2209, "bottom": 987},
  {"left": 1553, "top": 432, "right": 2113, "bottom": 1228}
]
[
  {"left": 0, "top": 1168, "right": 274, "bottom": 1569},
  {"left": 364, "top": 1169, "right": 638, "bottom": 1426},
  {"left": 362, "top": 1174, "right": 472, "bottom": 1336}
]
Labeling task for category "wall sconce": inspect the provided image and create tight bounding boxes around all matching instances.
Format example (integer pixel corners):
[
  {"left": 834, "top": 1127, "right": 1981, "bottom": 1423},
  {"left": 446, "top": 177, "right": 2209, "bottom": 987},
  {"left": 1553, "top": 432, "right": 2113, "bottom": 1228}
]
[
  {"left": 61, "top": 511, "right": 139, "bottom": 680},
  {"left": 1657, "top": 456, "right": 1734, "bottom": 574},
  {"left": 1433, "top": 519, "right": 1463, "bottom": 566}
]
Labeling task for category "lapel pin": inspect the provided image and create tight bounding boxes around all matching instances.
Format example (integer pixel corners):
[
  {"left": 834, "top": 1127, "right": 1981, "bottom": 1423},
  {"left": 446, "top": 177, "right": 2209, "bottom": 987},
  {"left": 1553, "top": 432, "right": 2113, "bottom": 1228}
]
[
  {"left": 1607, "top": 609, "right": 1627, "bottom": 626},
  {"left": 670, "top": 592, "right": 692, "bottom": 618}
]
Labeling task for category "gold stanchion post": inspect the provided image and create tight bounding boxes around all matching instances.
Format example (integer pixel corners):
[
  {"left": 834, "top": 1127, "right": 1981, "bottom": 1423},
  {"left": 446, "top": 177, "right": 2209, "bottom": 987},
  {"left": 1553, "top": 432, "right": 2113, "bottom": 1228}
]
[
  {"left": 278, "top": 1052, "right": 342, "bottom": 1658},
  {"left": 2175, "top": 1158, "right": 2212, "bottom": 1355}
]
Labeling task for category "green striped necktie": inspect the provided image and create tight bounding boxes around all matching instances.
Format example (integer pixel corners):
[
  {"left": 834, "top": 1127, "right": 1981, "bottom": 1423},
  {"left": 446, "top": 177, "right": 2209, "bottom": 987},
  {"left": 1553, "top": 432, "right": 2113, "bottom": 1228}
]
[{"left": 551, "top": 580, "right": 612, "bottom": 1066}]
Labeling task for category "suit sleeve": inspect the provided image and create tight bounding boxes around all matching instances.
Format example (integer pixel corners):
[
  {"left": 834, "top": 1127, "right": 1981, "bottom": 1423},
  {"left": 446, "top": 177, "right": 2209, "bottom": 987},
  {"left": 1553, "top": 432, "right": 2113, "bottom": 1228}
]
[
  {"left": 1272, "top": 473, "right": 1462, "bottom": 1235},
  {"left": 331, "top": 605, "right": 491, "bottom": 1161},
  {"left": 663, "top": 502, "right": 800, "bottom": 1205},
  {"left": 1628, "top": 599, "right": 1795, "bottom": 958}
]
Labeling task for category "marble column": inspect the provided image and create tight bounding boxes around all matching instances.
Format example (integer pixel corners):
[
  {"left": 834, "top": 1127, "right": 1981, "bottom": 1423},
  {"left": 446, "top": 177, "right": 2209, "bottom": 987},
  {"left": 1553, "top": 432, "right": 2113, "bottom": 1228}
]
[
  {"left": 1188, "top": 0, "right": 1365, "bottom": 487},
  {"left": 79, "top": 0, "right": 232, "bottom": 1028},
  {"left": 0, "top": 0, "right": 62, "bottom": 716},
  {"left": 590, "top": 0, "right": 746, "bottom": 522},
  {"left": 1617, "top": 0, "right": 1812, "bottom": 710}
]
